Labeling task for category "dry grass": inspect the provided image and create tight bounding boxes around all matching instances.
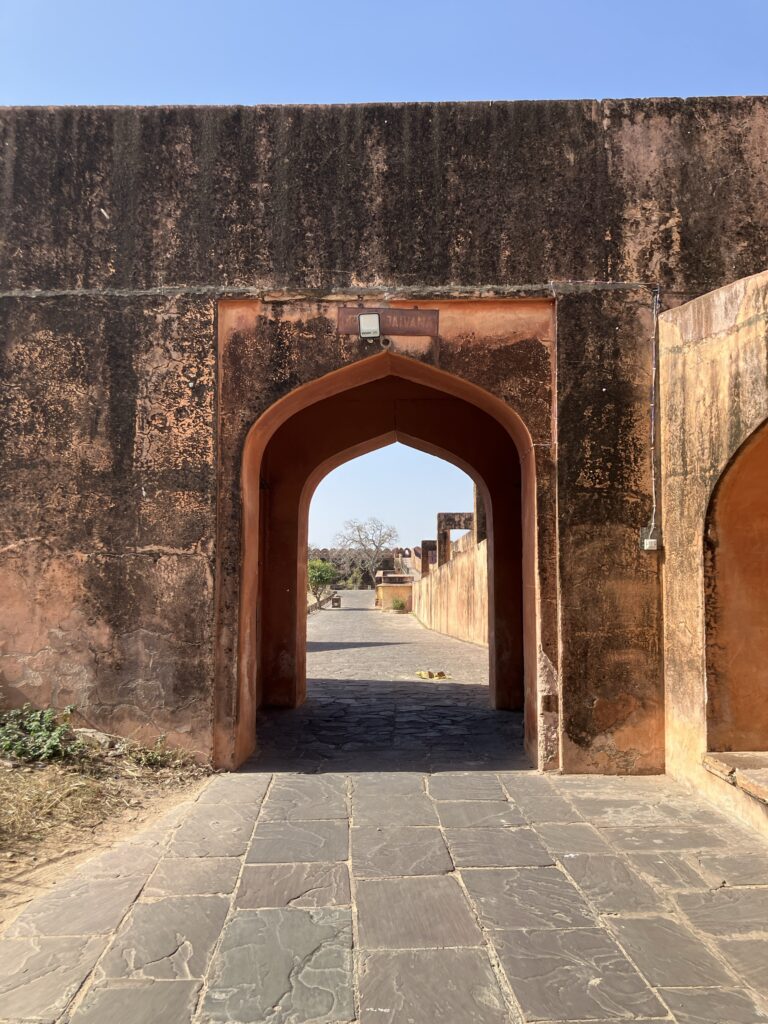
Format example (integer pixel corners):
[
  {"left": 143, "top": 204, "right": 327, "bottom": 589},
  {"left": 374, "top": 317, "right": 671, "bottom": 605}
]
[
  {"left": 0, "top": 713, "right": 214, "bottom": 927},
  {"left": 0, "top": 763, "right": 113, "bottom": 849},
  {"left": 0, "top": 735, "right": 211, "bottom": 855}
]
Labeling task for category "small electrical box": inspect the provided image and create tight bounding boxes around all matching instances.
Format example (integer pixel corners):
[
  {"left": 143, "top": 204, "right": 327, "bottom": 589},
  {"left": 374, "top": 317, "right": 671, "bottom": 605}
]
[{"left": 640, "top": 525, "right": 662, "bottom": 552}]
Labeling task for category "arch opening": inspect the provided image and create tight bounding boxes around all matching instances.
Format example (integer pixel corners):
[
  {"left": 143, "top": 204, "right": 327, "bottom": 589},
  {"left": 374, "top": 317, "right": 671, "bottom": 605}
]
[
  {"left": 301, "top": 438, "right": 491, "bottom": 676},
  {"left": 705, "top": 417, "right": 768, "bottom": 753},
  {"left": 233, "top": 352, "right": 539, "bottom": 767}
]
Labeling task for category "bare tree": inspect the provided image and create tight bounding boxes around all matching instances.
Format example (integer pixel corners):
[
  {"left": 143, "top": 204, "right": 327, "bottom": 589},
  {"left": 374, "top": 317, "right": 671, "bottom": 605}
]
[{"left": 334, "top": 517, "right": 399, "bottom": 586}]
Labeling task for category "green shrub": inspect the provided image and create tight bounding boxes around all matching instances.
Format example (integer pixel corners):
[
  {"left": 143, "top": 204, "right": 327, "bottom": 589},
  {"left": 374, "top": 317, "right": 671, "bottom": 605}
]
[
  {"left": 308, "top": 558, "right": 336, "bottom": 605},
  {"left": 390, "top": 597, "right": 407, "bottom": 611},
  {"left": 0, "top": 704, "right": 83, "bottom": 762}
]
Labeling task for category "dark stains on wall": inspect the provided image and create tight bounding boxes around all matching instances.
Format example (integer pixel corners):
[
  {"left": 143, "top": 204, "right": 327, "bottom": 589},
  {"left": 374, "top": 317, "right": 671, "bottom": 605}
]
[
  {"left": 605, "top": 98, "right": 768, "bottom": 292},
  {"left": 0, "top": 295, "right": 216, "bottom": 752},
  {"left": 2, "top": 99, "right": 768, "bottom": 767},
  {"left": 557, "top": 289, "right": 663, "bottom": 771},
  {"left": 2, "top": 99, "right": 768, "bottom": 294},
  {"left": 439, "top": 336, "right": 552, "bottom": 445}
]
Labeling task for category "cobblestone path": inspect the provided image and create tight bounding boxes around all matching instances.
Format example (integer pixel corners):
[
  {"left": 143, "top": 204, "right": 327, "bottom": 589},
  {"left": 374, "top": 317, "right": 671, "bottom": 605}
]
[{"left": 2, "top": 592, "right": 768, "bottom": 1023}]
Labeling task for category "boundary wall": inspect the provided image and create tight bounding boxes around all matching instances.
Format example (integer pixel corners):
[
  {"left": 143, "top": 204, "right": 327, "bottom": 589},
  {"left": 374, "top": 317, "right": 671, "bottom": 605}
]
[{"left": 412, "top": 539, "right": 489, "bottom": 647}]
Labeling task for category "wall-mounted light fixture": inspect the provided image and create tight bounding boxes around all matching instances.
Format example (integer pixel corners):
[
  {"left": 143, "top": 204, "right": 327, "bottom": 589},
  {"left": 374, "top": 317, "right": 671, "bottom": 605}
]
[{"left": 358, "top": 312, "right": 381, "bottom": 340}]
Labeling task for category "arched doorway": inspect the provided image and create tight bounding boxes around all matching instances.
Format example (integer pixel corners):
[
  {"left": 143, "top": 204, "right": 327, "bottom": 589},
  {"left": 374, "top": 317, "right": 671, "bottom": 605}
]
[
  {"left": 705, "top": 417, "right": 768, "bottom": 752},
  {"left": 232, "top": 352, "right": 538, "bottom": 766}
]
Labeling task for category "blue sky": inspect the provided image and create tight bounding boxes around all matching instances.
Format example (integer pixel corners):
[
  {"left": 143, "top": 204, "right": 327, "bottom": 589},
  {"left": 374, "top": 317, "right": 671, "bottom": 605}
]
[
  {"left": 309, "top": 445, "right": 475, "bottom": 548},
  {"left": 3, "top": 0, "right": 765, "bottom": 543},
  {"left": 1, "top": 0, "right": 767, "bottom": 105}
]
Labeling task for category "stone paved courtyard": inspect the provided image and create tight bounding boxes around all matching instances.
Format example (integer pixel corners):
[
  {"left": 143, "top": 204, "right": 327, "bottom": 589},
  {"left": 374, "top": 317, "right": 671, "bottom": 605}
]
[{"left": 2, "top": 591, "right": 768, "bottom": 1023}]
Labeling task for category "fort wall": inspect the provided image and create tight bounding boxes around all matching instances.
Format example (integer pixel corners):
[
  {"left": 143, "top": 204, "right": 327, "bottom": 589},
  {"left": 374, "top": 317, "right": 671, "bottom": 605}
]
[
  {"left": 412, "top": 539, "right": 489, "bottom": 648},
  {"left": 2, "top": 100, "right": 768, "bottom": 771}
]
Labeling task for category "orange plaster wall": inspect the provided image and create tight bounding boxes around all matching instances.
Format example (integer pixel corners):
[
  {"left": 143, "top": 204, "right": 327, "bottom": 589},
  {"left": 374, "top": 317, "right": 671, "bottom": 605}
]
[
  {"left": 217, "top": 299, "right": 559, "bottom": 772},
  {"left": 412, "top": 539, "right": 489, "bottom": 647},
  {"left": 375, "top": 584, "right": 413, "bottom": 611},
  {"left": 660, "top": 269, "right": 768, "bottom": 834}
]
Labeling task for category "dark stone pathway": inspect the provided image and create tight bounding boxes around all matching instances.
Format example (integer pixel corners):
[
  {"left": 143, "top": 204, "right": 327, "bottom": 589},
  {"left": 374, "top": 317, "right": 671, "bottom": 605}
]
[
  {"left": 2, "top": 591, "right": 768, "bottom": 1023},
  {"left": 257, "top": 590, "right": 524, "bottom": 773}
]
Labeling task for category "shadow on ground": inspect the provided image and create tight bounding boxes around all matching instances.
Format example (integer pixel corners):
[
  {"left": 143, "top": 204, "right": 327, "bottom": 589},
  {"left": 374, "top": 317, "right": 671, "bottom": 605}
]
[
  {"left": 306, "top": 640, "right": 411, "bottom": 652},
  {"left": 250, "top": 678, "right": 529, "bottom": 773}
]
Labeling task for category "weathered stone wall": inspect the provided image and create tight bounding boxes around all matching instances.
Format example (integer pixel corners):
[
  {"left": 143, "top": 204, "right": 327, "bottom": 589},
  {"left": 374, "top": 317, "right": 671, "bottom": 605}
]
[
  {"left": 2, "top": 99, "right": 768, "bottom": 767},
  {"left": 3, "top": 101, "right": 768, "bottom": 294},
  {"left": 219, "top": 301, "right": 554, "bottom": 768},
  {"left": 660, "top": 269, "right": 768, "bottom": 827},
  {"left": 0, "top": 296, "right": 216, "bottom": 753},
  {"left": 556, "top": 287, "right": 665, "bottom": 773},
  {"left": 412, "top": 539, "right": 489, "bottom": 647}
]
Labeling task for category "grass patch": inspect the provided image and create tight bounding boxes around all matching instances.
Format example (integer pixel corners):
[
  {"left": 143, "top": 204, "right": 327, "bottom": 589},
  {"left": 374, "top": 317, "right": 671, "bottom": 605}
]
[
  {"left": 0, "top": 763, "right": 112, "bottom": 850},
  {"left": 0, "top": 706, "right": 211, "bottom": 855}
]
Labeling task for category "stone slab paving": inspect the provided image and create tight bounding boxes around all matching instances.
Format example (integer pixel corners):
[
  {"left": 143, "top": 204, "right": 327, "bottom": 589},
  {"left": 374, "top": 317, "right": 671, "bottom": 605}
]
[{"left": 1, "top": 591, "right": 768, "bottom": 1023}]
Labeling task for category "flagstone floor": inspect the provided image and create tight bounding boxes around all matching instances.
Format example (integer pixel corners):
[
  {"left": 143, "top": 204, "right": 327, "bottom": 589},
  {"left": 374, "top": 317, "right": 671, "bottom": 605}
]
[{"left": 2, "top": 591, "right": 768, "bottom": 1024}]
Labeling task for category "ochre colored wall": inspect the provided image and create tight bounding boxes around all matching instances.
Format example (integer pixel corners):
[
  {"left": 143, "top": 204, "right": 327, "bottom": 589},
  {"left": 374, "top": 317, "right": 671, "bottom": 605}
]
[
  {"left": 412, "top": 540, "right": 489, "bottom": 647},
  {"left": 660, "top": 269, "right": 768, "bottom": 830},
  {"left": 224, "top": 304, "right": 555, "bottom": 771},
  {"left": 222, "top": 292, "right": 664, "bottom": 774},
  {"left": 706, "top": 424, "right": 768, "bottom": 752},
  {"left": 5, "top": 100, "right": 768, "bottom": 768},
  {"left": 375, "top": 584, "right": 413, "bottom": 612}
]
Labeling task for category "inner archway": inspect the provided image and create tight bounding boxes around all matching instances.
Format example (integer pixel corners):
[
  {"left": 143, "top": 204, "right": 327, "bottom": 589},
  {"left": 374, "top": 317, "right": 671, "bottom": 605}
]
[
  {"left": 236, "top": 352, "right": 537, "bottom": 767},
  {"left": 705, "top": 417, "right": 768, "bottom": 752}
]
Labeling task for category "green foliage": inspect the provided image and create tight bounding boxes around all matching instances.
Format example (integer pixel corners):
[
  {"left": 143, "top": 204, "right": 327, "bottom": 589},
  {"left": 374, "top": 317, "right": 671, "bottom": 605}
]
[
  {"left": 390, "top": 597, "right": 407, "bottom": 611},
  {"left": 307, "top": 558, "right": 336, "bottom": 603},
  {"left": 0, "top": 704, "right": 83, "bottom": 763}
]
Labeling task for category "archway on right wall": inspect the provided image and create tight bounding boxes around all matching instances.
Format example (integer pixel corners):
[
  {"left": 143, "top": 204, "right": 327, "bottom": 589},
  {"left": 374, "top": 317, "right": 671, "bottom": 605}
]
[{"left": 705, "top": 417, "right": 768, "bottom": 752}]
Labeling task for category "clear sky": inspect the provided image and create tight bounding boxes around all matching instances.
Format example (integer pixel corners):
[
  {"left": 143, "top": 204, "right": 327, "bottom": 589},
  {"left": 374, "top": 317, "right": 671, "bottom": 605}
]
[
  {"left": 1, "top": 0, "right": 767, "bottom": 105},
  {"left": 3, "top": 0, "right": 765, "bottom": 543},
  {"left": 309, "top": 444, "right": 475, "bottom": 548}
]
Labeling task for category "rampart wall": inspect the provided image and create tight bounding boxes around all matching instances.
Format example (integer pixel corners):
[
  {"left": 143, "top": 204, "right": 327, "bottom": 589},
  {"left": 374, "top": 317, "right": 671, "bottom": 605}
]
[
  {"left": 412, "top": 540, "right": 488, "bottom": 648},
  {"left": 3, "top": 99, "right": 768, "bottom": 772}
]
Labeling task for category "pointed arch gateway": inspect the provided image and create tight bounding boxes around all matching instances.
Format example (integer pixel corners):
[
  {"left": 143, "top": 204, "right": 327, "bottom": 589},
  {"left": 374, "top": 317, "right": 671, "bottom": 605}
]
[
  {"left": 230, "top": 351, "right": 540, "bottom": 767},
  {"left": 705, "top": 416, "right": 768, "bottom": 753}
]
